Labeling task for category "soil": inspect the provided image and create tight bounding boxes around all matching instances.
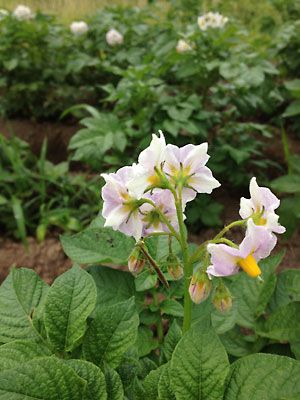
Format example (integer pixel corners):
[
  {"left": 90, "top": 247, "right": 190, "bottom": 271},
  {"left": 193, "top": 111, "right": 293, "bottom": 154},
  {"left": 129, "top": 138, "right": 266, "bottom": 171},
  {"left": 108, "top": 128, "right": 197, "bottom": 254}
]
[{"left": 0, "top": 117, "right": 79, "bottom": 164}]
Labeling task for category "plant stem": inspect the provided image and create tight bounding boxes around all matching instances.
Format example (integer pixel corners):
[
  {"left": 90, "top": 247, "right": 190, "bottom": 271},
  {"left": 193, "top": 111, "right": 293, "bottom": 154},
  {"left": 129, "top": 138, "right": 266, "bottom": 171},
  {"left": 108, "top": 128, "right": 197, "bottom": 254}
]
[
  {"left": 213, "top": 219, "right": 246, "bottom": 240},
  {"left": 174, "top": 185, "right": 192, "bottom": 333},
  {"left": 138, "top": 242, "right": 169, "bottom": 289}
]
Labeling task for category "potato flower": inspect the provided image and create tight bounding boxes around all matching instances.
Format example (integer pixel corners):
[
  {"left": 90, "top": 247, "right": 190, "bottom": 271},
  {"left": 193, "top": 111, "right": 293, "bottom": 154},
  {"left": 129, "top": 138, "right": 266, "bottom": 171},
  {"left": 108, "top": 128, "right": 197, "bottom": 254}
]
[
  {"left": 106, "top": 28, "right": 124, "bottom": 46},
  {"left": 176, "top": 39, "right": 192, "bottom": 53},
  {"left": 207, "top": 219, "right": 277, "bottom": 278},
  {"left": 70, "top": 21, "right": 89, "bottom": 35},
  {"left": 239, "top": 177, "right": 285, "bottom": 234},
  {"left": 13, "top": 5, "right": 34, "bottom": 20},
  {"left": 101, "top": 164, "right": 145, "bottom": 241},
  {"left": 164, "top": 142, "right": 220, "bottom": 203},
  {"left": 198, "top": 12, "right": 228, "bottom": 31}
]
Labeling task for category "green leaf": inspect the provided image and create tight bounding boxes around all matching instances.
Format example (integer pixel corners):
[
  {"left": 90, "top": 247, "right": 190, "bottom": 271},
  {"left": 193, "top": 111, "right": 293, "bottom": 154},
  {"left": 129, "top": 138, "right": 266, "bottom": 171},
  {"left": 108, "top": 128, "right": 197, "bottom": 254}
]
[
  {"left": 135, "top": 269, "right": 157, "bottom": 292},
  {"left": 270, "top": 269, "right": 300, "bottom": 309},
  {"left": 162, "top": 320, "right": 182, "bottom": 361},
  {"left": 158, "top": 362, "right": 176, "bottom": 400},
  {"left": 160, "top": 299, "right": 184, "bottom": 317},
  {"left": 284, "top": 80, "right": 300, "bottom": 98},
  {"left": 143, "top": 365, "right": 165, "bottom": 400},
  {"left": 230, "top": 252, "right": 284, "bottom": 328},
  {"left": 44, "top": 266, "right": 97, "bottom": 352},
  {"left": 220, "top": 326, "right": 266, "bottom": 358},
  {"left": 83, "top": 298, "right": 139, "bottom": 368},
  {"left": 0, "top": 357, "right": 86, "bottom": 399},
  {"left": 87, "top": 265, "right": 136, "bottom": 307},
  {"left": 0, "top": 339, "right": 52, "bottom": 371},
  {"left": 67, "top": 359, "right": 107, "bottom": 400},
  {"left": 0, "top": 268, "right": 48, "bottom": 343},
  {"left": 224, "top": 354, "right": 300, "bottom": 399},
  {"left": 11, "top": 196, "right": 27, "bottom": 246},
  {"left": 271, "top": 175, "right": 300, "bottom": 193},
  {"left": 291, "top": 341, "right": 300, "bottom": 360},
  {"left": 256, "top": 302, "right": 300, "bottom": 342},
  {"left": 61, "top": 227, "right": 135, "bottom": 264},
  {"left": 104, "top": 366, "right": 124, "bottom": 400},
  {"left": 136, "top": 326, "right": 159, "bottom": 357},
  {"left": 170, "top": 325, "right": 229, "bottom": 400},
  {"left": 283, "top": 100, "right": 300, "bottom": 117}
]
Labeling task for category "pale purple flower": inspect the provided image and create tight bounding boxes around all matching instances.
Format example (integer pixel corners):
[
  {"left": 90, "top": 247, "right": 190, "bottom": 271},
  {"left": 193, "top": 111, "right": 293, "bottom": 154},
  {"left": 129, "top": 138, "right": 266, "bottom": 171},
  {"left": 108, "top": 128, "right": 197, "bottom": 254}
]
[
  {"left": 164, "top": 142, "right": 220, "bottom": 204},
  {"left": 207, "top": 219, "right": 277, "bottom": 278},
  {"left": 101, "top": 164, "right": 144, "bottom": 241},
  {"left": 140, "top": 189, "right": 178, "bottom": 236},
  {"left": 13, "top": 4, "right": 34, "bottom": 20},
  {"left": 127, "top": 131, "right": 166, "bottom": 199},
  {"left": 176, "top": 39, "right": 192, "bottom": 53},
  {"left": 70, "top": 21, "right": 89, "bottom": 35},
  {"left": 240, "top": 177, "right": 285, "bottom": 234}
]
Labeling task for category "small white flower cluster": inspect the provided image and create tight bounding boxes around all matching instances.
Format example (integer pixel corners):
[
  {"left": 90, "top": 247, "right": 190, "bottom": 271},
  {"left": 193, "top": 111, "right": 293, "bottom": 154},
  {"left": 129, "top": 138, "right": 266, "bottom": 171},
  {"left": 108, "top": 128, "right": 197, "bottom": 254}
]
[
  {"left": 176, "top": 39, "right": 192, "bottom": 54},
  {"left": 70, "top": 21, "right": 89, "bottom": 36},
  {"left": 106, "top": 28, "right": 123, "bottom": 46},
  {"left": 13, "top": 5, "right": 34, "bottom": 21},
  {"left": 197, "top": 11, "right": 228, "bottom": 31},
  {"left": 0, "top": 9, "right": 9, "bottom": 20}
]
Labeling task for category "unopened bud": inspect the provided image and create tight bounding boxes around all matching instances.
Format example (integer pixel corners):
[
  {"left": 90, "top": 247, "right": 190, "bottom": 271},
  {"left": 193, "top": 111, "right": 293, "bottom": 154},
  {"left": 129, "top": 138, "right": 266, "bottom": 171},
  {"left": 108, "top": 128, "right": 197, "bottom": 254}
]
[
  {"left": 128, "top": 246, "right": 145, "bottom": 275},
  {"left": 167, "top": 254, "right": 183, "bottom": 280},
  {"left": 189, "top": 270, "right": 212, "bottom": 304},
  {"left": 212, "top": 283, "right": 232, "bottom": 313}
]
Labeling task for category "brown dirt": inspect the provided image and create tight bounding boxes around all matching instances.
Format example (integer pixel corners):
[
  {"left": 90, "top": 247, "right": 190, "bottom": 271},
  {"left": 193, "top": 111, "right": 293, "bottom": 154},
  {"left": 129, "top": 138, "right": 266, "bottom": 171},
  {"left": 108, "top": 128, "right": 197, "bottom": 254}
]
[
  {"left": 0, "top": 118, "right": 79, "bottom": 163},
  {"left": 0, "top": 236, "right": 72, "bottom": 284}
]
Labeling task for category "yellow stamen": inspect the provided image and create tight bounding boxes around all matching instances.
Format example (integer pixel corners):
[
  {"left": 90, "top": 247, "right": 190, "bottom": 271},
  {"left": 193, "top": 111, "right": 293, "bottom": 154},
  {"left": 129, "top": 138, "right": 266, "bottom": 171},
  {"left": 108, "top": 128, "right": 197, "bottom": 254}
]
[
  {"left": 257, "top": 217, "right": 267, "bottom": 226},
  {"left": 147, "top": 174, "right": 160, "bottom": 186},
  {"left": 238, "top": 254, "right": 261, "bottom": 278}
]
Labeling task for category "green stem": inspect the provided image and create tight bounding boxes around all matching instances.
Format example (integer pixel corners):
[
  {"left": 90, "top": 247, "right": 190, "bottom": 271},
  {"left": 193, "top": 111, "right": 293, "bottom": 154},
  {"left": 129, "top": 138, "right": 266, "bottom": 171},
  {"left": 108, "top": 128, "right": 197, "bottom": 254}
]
[
  {"left": 214, "top": 219, "right": 246, "bottom": 240},
  {"left": 138, "top": 242, "right": 169, "bottom": 289},
  {"left": 174, "top": 185, "right": 192, "bottom": 333}
]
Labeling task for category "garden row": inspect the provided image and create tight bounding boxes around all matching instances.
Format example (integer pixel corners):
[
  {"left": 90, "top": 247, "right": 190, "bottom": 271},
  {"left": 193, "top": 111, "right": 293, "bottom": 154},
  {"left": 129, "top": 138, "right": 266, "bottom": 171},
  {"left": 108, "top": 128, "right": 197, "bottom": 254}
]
[{"left": 0, "top": 4, "right": 300, "bottom": 241}]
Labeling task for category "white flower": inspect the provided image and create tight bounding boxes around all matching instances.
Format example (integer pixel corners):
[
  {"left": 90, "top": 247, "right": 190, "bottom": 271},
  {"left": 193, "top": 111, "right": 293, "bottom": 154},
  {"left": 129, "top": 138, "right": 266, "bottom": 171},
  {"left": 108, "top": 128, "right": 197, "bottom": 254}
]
[
  {"left": 0, "top": 9, "right": 9, "bottom": 20},
  {"left": 70, "top": 21, "right": 89, "bottom": 35},
  {"left": 176, "top": 39, "right": 192, "bottom": 53},
  {"left": 127, "top": 130, "right": 166, "bottom": 199},
  {"left": 106, "top": 28, "right": 124, "bottom": 46},
  {"left": 239, "top": 177, "right": 285, "bottom": 234},
  {"left": 13, "top": 5, "right": 34, "bottom": 20},
  {"left": 198, "top": 11, "right": 228, "bottom": 31},
  {"left": 207, "top": 219, "right": 277, "bottom": 278}
]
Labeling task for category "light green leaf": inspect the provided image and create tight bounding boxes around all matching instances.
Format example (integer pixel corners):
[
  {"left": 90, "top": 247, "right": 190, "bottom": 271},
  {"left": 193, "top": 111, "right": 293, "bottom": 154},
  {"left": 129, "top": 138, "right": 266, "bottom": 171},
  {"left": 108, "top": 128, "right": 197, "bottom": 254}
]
[
  {"left": 0, "top": 339, "right": 52, "bottom": 371},
  {"left": 270, "top": 269, "right": 300, "bottom": 309},
  {"left": 162, "top": 320, "right": 182, "bottom": 361},
  {"left": 61, "top": 227, "right": 135, "bottom": 264},
  {"left": 83, "top": 298, "right": 139, "bottom": 368},
  {"left": 160, "top": 299, "right": 184, "bottom": 317},
  {"left": 230, "top": 252, "right": 283, "bottom": 328},
  {"left": 136, "top": 326, "right": 159, "bottom": 357},
  {"left": 0, "top": 357, "right": 86, "bottom": 399},
  {"left": 135, "top": 269, "right": 157, "bottom": 292},
  {"left": 44, "top": 266, "right": 97, "bottom": 352},
  {"left": 143, "top": 365, "right": 165, "bottom": 400},
  {"left": 67, "top": 359, "right": 107, "bottom": 400},
  {"left": 158, "top": 362, "right": 176, "bottom": 400},
  {"left": 104, "top": 366, "right": 124, "bottom": 400},
  {"left": 256, "top": 302, "right": 300, "bottom": 342},
  {"left": 224, "top": 354, "right": 300, "bottom": 400},
  {"left": 0, "top": 268, "right": 48, "bottom": 343},
  {"left": 87, "top": 265, "right": 136, "bottom": 307},
  {"left": 291, "top": 341, "right": 300, "bottom": 360},
  {"left": 283, "top": 100, "right": 300, "bottom": 117},
  {"left": 271, "top": 175, "right": 300, "bottom": 193},
  {"left": 170, "top": 325, "right": 229, "bottom": 400},
  {"left": 220, "top": 326, "right": 266, "bottom": 358}
]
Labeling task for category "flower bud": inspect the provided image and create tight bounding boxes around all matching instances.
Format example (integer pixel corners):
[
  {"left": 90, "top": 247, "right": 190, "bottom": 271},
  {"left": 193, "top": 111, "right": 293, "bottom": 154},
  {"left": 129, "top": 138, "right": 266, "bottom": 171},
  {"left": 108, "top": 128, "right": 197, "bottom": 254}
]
[
  {"left": 128, "top": 246, "right": 145, "bottom": 275},
  {"left": 189, "top": 270, "right": 212, "bottom": 304},
  {"left": 166, "top": 254, "right": 183, "bottom": 280},
  {"left": 212, "top": 283, "right": 232, "bottom": 313}
]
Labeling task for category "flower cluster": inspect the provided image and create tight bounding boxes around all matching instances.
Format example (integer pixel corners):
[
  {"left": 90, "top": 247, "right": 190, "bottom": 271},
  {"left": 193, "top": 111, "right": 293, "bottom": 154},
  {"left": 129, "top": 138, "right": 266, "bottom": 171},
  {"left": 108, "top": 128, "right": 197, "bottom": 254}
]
[
  {"left": 106, "top": 28, "right": 124, "bottom": 46},
  {"left": 207, "top": 178, "right": 285, "bottom": 279},
  {"left": 70, "top": 21, "right": 89, "bottom": 35},
  {"left": 101, "top": 131, "right": 220, "bottom": 240},
  {"left": 13, "top": 4, "right": 34, "bottom": 20},
  {"left": 197, "top": 12, "right": 228, "bottom": 31}
]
